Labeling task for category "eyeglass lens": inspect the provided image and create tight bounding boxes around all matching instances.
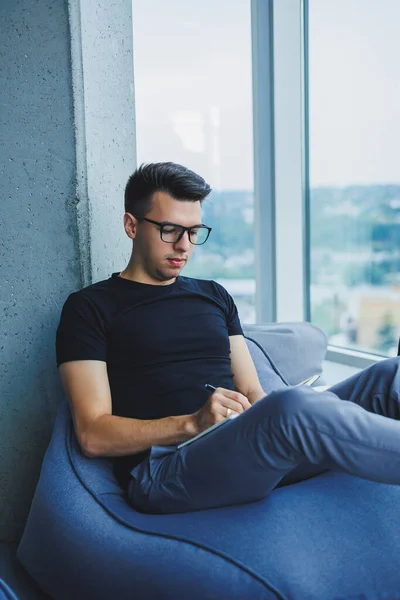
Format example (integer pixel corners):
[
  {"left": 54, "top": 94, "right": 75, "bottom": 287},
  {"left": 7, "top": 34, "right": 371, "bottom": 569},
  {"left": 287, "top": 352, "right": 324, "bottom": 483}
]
[{"left": 161, "top": 225, "right": 209, "bottom": 245}]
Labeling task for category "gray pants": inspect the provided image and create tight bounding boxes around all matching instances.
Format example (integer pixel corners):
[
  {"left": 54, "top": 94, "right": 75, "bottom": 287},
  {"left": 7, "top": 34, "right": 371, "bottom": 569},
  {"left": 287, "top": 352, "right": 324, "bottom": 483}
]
[{"left": 128, "top": 357, "right": 400, "bottom": 513}]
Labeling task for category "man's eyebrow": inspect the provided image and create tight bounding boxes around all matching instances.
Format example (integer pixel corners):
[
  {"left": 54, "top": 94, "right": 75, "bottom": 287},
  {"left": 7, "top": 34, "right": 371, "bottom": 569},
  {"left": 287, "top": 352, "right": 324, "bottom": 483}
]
[{"left": 160, "top": 221, "right": 204, "bottom": 228}]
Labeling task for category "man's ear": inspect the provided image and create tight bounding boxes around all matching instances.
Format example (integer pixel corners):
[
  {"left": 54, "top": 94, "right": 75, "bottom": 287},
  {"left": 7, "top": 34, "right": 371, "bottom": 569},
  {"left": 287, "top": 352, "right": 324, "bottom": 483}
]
[{"left": 123, "top": 212, "right": 138, "bottom": 240}]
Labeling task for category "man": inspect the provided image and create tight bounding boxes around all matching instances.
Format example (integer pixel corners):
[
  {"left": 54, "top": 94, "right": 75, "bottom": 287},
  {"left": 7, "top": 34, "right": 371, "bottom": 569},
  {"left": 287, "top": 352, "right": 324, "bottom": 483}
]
[{"left": 57, "top": 161, "right": 400, "bottom": 515}]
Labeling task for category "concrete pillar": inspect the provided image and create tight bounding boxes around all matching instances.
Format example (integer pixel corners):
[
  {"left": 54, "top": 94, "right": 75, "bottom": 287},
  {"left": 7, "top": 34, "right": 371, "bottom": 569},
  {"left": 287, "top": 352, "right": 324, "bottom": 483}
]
[{"left": 0, "top": 0, "right": 136, "bottom": 542}]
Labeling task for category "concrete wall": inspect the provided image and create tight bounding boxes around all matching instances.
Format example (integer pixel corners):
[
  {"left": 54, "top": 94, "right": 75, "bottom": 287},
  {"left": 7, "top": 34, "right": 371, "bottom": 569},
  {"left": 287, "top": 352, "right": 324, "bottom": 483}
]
[
  {"left": 0, "top": 0, "right": 135, "bottom": 542},
  {"left": 0, "top": 0, "right": 79, "bottom": 542},
  {"left": 69, "top": 0, "right": 134, "bottom": 284}
]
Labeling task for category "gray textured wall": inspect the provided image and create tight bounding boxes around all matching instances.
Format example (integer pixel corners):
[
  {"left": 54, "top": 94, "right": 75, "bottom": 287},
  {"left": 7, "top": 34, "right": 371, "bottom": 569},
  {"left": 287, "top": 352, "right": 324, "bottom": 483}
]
[
  {"left": 70, "top": 0, "right": 133, "bottom": 284},
  {"left": 0, "top": 0, "right": 80, "bottom": 541},
  {"left": 0, "top": 0, "right": 136, "bottom": 543}
]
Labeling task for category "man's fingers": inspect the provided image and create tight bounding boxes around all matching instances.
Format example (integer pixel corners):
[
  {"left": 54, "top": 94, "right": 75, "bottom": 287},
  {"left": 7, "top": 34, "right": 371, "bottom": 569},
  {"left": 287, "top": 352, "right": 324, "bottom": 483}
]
[
  {"left": 217, "top": 399, "right": 245, "bottom": 416},
  {"left": 214, "top": 388, "right": 251, "bottom": 410}
]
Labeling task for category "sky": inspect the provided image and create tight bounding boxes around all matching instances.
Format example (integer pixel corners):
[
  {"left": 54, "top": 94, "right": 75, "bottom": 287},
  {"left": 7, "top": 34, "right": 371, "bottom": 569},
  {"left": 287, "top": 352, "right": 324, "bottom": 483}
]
[
  {"left": 132, "top": 0, "right": 400, "bottom": 190},
  {"left": 309, "top": 0, "right": 400, "bottom": 187}
]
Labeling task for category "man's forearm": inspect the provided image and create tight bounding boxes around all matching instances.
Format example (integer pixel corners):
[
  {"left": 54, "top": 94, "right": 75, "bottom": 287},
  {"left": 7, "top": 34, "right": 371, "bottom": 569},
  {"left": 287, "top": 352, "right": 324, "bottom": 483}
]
[
  {"left": 247, "top": 387, "right": 267, "bottom": 405},
  {"left": 81, "top": 413, "right": 198, "bottom": 458}
]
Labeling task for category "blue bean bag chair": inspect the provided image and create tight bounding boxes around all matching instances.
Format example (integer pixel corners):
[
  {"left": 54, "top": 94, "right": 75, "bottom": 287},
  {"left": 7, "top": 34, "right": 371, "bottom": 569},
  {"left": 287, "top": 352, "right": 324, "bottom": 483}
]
[
  {"left": 17, "top": 324, "right": 400, "bottom": 599},
  {"left": 0, "top": 580, "right": 18, "bottom": 600}
]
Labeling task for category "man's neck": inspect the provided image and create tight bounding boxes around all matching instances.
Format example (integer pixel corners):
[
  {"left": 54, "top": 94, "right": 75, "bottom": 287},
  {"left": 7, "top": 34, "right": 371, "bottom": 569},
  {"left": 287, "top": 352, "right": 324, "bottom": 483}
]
[{"left": 119, "top": 266, "right": 176, "bottom": 286}]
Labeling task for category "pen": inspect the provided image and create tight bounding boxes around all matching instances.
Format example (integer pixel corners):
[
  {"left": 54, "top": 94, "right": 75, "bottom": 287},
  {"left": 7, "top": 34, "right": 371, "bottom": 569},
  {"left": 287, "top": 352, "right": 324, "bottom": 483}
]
[{"left": 204, "top": 383, "right": 217, "bottom": 393}]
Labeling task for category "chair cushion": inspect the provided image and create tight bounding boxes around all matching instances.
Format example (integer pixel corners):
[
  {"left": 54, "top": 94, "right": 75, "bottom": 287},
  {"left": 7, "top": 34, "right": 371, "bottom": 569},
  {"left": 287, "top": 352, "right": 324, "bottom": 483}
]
[
  {"left": 244, "top": 337, "right": 289, "bottom": 392},
  {"left": 18, "top": 323, "right": 400, "bottom": 599},
  {"left": 243, "top": 322, "right": 327, "bottom": 385},
  {"left": 0, "top": 580, "right": 18, "bottom": 600},
  {"left": 19, "top": 402, "right": 400, "bottom": 600}
]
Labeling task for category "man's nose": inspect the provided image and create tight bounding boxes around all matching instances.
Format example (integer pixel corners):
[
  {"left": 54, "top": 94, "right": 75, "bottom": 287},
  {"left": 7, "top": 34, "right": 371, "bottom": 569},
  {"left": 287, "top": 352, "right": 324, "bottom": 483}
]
[{"left": 174, "top": 230, "right": 191, "bottom": 251}]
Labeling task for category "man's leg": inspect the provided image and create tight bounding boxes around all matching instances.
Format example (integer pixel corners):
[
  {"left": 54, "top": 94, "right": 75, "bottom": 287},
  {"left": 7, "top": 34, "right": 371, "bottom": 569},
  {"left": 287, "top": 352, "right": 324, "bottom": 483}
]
[
  {"left": 128, "top": 357, "right": 400, "bottom": 514},
  {"left": 329, "top": 356, "right": 400, "bottom": 416},
  {"left": 277, "top": 356, "right": 400, "bottom": 487}
]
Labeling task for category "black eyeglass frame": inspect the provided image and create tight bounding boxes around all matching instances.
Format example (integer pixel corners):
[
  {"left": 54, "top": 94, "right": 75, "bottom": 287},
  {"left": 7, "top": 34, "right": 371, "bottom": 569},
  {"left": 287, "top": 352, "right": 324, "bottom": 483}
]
[{"left": 135, "top": 216, "right": 212, "bottom": 245}]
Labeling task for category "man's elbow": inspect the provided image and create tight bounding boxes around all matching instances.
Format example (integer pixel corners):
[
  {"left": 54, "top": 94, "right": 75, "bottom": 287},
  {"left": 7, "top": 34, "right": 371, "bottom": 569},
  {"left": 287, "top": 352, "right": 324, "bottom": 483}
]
[{"left": 78, "top": 428, "right": 105, "bottom": 458}]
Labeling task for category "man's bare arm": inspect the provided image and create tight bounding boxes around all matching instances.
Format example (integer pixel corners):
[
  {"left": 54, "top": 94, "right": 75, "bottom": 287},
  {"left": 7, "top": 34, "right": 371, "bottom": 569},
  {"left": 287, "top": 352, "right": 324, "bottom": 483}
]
[
  {"left": 229, "top": 335, "right": 266, "bottom": 405},
  {"left": 59, "top": 360, "right": 198, "bottom": 458}
]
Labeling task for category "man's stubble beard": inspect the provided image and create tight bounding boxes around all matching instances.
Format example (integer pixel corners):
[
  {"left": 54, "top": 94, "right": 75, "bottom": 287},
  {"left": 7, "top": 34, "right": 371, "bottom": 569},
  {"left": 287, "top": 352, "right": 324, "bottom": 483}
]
[
  {"left": 147, "top": 253, "right": 188, "bottom": 283},
  {"left": 154, "top": 261, "right": 186, "bottom": 282},
  {"left": 138, "top": 243, "right": 189, "bottom": 283}
]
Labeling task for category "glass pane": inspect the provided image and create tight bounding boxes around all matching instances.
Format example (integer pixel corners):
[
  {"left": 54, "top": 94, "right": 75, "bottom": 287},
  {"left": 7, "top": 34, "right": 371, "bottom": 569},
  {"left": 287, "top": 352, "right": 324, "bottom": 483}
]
[
  {"left": 132, "top": 0, "right": 255, "bottom": 323},
  {"left": 308, "top": 0, "right": 400, "bottom": 356}
]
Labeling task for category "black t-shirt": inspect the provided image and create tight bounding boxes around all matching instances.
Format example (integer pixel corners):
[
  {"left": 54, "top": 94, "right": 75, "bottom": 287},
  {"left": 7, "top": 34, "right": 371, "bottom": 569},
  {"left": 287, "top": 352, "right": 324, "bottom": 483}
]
[{"left": 56, "top": 273, "right": 243, "bottom": 487}]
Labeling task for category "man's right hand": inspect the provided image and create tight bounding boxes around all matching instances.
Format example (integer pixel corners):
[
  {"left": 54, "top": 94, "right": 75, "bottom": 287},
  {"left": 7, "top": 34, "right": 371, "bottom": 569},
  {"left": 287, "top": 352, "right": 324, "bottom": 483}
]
[{"left": 191, "top": 387, "right": 252, "bottom": 435}]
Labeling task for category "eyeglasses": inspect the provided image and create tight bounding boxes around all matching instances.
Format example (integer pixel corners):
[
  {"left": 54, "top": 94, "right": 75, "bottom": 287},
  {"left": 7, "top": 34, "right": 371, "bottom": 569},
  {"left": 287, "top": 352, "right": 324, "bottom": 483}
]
[{"left": 135, "top": 216, "right": 212, "bottom": 245}]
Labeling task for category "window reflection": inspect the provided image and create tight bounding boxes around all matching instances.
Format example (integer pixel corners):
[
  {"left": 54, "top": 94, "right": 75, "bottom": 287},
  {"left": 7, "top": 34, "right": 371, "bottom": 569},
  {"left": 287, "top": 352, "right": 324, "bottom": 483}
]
[
  {"left": 308, "top": 0, "right": 400, "bottom": 356},
  {"left": 132, "top": 0, "right": 256, "bottom": 322}
]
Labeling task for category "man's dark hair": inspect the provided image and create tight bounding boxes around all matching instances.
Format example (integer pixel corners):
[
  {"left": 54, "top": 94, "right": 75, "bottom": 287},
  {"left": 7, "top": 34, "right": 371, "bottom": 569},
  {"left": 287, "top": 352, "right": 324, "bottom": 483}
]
[{"left": 124, "top": 162, "right": 212, "bottom": 218}]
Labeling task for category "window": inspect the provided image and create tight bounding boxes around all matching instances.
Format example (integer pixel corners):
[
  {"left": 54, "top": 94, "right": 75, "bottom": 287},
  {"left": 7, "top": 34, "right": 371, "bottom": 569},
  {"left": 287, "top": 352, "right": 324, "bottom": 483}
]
[
  {"left": 132, "top": 0, "right": 256, "bottom": 322},
  {"left": 308, "top": 0, "right": 400, "bottom": 356}
]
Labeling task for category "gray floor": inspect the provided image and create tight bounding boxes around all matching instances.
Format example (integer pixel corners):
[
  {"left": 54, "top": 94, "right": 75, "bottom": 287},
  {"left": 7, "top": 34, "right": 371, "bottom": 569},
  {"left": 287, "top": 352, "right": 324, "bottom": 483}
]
[{"left": 0, "top": 542, "right": 50, "bottom": 600}]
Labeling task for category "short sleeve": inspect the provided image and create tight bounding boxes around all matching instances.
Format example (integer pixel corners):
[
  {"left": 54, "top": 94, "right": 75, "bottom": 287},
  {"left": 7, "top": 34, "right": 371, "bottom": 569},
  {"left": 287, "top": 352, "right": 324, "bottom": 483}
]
[
  {"left": 56, "top": 292, "right": 107, "bottom": 366},
  {"left": 213, "top": 282, "right": 244, "bottom": 337}
]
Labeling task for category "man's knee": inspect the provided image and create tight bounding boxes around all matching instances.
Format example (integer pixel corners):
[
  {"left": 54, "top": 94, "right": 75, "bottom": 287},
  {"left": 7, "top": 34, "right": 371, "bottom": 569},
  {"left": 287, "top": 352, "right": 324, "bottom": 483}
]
[{"left": 258, "top": 386, "right": 318, "bottom": 421}]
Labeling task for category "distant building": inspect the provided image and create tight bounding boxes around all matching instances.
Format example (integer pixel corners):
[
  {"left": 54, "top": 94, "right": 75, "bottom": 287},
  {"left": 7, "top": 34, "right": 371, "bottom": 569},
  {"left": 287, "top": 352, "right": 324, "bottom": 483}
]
[{"left": 358, "top": 297, "right": 400, "bottom": 352}]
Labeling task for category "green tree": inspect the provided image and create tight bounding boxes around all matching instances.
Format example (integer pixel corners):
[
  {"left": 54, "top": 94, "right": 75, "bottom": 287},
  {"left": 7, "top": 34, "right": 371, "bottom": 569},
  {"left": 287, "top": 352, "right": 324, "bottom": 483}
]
[
  {"left": 376, "top": 312, "right": 397, "bottom": 354},
  {"left": 311, "top": 295, "right": 345, "bottom": 338}
]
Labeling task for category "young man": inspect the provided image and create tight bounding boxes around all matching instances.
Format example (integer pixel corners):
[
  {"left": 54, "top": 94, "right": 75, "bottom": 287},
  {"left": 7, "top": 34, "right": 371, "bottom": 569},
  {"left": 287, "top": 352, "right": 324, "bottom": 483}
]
[{"left": 57, "top": 162, "right": 400, "bottom": 514}]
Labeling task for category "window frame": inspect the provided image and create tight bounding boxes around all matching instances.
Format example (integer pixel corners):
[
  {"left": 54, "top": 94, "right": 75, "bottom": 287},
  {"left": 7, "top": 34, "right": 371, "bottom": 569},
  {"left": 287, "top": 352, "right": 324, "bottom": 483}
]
[
  {"left": 251, "top": 0, "right": 277, "bottom": 324},
  {"left": 257, "top": 0, "right": 384, "bottom": 369}
]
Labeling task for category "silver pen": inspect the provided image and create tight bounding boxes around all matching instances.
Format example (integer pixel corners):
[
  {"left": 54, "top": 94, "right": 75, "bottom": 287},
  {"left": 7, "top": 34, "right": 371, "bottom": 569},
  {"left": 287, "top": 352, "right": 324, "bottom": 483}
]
[{"left": 204, "top": 383, "right": 217, "bottom": 393}]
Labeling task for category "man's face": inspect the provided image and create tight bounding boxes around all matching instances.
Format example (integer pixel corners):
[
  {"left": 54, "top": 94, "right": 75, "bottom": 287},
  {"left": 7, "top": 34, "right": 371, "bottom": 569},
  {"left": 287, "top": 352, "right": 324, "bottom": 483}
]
[{"left": 130, "top": 191, "right": 203, "bottom": 283}]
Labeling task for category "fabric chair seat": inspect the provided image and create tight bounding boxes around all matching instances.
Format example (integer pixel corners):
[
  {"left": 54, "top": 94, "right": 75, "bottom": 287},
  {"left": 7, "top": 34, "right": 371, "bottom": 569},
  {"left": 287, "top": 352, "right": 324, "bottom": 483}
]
[
  {"left": 0, "top": 580, "right": 18, "bottom": 600},
  {"left": 17, "top": 323, "right": 400, "bottom": 599}
]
